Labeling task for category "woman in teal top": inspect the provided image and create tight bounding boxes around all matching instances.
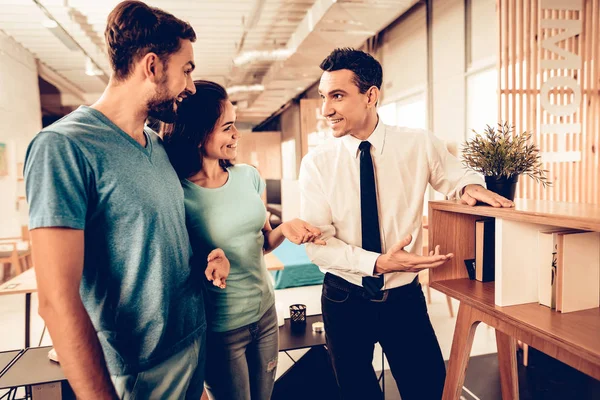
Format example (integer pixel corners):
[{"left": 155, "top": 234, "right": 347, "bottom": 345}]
[{"left": 163, "top": 80, "right": 325, "bottom": 400}]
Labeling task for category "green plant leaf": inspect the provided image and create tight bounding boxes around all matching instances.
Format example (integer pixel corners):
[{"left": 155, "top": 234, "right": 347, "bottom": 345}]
[{"left": 461, "top": 122, "right": 552, "bottom": 187}]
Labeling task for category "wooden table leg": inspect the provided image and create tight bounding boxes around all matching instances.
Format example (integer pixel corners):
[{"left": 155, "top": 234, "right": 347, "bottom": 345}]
[
  {"left": 496, "top": 329, "right": 519, "bottom": 400},
  {"left": 446, "top": 295, "right": 454, "bottom": 318},
  {"left": 442, "top": 303, "right": 481, "bottom": 400}
]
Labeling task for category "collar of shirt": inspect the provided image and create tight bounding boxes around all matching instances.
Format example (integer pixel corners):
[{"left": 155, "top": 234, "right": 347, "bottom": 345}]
[{"left": 341, "top": 117, "right": 386, "bottom": 158}]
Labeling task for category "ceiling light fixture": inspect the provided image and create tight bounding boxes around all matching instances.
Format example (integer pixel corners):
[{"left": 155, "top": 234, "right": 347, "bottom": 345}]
[
  {"left": 226, "top": 84, "right": 265, "bottom": 95},
  {"left": 233, "top": 49, "right": 294, "bottom": 66},
  {"left": 85, "top": 57, "right": 103, "bottom": 76},
  {"left": 318, "top": 28, "right": 377, "bottom": 36},
  {"left": 33, "top": 0, "right": 108, "bottom": 83},
  {"left": 43, "top": 20, "right": 80, "bottom": 51}
]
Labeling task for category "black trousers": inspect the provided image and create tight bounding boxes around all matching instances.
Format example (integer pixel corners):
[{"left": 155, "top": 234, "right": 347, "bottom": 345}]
[{"left": 321, "top": 273, "right": 446, "bottom": 400}]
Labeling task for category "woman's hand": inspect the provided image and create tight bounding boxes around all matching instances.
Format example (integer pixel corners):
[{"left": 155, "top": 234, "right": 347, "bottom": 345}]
[
  {"left": 280, "top": 219, "right": 326, "bottom": 246},
  {"left": 205, "top": 248, "right": 230, "bottom": 289}
]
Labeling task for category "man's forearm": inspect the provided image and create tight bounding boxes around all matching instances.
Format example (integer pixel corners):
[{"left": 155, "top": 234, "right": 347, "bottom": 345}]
[
  {"left": 40, "top": 299, "right": 117, "bottom": 399},
  {"left": 305, "top": 234, "right": 379, "bottom": 277}
]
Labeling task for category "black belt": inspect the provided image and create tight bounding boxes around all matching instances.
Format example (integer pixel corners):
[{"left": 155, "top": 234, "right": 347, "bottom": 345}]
[{"left": 323, "top": 272, "right": 419, "bottom": 302}]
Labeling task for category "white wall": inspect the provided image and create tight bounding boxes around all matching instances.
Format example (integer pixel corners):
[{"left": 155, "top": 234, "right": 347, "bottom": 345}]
[
  {"left": 466, "top": 0, "right": 498, "bottom": 136},
  {"left": 0, "top": 31, "right": 42, "bottom": 237},
  {"left": 380, "top": 3, "right": 427, "bottom": 104},
  {"left": 280, "top": 103, "right": 302, "bottom": 180},
  {"left": 431, "top": 0, "right": 466, "bottom": 144},
  {"left": 281, "top": 179, "right": 300, "bottom": 222},
  {"left": 470, "top": 0, "right": 498, "bottom": 64}
]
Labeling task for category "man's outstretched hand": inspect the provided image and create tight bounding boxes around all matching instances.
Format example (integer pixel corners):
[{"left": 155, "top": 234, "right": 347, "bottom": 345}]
[{"left": 374, "top": 234, "right": 454, "bottom": 274}]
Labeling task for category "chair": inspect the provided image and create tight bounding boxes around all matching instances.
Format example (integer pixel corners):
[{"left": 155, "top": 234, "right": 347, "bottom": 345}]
[
  {"left": 419, "top": 216, "right": 454, "bottom": 318},
  {"left": 0, "top": 226, "right": 32, "bottom": 283}
]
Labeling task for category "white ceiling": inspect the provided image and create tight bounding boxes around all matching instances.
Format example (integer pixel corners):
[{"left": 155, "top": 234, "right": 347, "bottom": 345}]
[{"left": 0, "top": 0, "right": 417, "bottom": 124}]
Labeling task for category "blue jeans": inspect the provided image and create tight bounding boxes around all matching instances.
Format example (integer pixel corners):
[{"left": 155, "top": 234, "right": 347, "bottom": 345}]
[
  {"left": 204, "top": 305, "right": 279, "bottom": 400},
  {"left": 111, "top": 332, "right": 205, "bottom": 399}
]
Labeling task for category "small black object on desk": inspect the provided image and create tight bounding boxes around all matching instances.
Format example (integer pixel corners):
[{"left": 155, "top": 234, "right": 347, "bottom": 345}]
[{"left": 288, "top": 304, "right": 307, "bottom": 333}]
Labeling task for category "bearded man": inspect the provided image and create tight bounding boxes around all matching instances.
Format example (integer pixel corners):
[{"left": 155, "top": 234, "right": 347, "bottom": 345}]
[{"left": 24, "top": 1, "right": 213, "bottom": 398}]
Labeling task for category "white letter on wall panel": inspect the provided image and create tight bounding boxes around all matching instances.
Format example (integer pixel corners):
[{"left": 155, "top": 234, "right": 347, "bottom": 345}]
[
  {"left": 540, "top": 0, "right": 583, "bottom": 11},
  {"left": 540, "top": 76, "right": 582, "bottom": 116},
  {"left": 540, "top": 19, "right": 582, "bottom": 70}
]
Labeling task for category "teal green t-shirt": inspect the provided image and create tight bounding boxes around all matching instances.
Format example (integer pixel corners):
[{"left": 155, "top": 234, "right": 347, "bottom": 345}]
[
  {"left": 183, "top": 164, "right": 275, "bottom": 332},
  {"left": 24, "top": 106, "right": 205, "bottom": 375}
]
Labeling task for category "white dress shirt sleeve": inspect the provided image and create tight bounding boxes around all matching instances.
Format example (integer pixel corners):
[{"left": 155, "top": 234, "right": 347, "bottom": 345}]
[
  {"left": 425, "top": 131, "right": 485, "bottom": 198},
  {"left": 299, "top": 156, "right": 380, "bottom": 278}
]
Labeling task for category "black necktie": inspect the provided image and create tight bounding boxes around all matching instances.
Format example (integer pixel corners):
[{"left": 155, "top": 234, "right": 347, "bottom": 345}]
[{"left": 359, "top": 141, "right": 384, "bottom": 296}]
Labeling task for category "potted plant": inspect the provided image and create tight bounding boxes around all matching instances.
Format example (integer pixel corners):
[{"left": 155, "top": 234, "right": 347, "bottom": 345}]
[{"left": 461, "top": 122, "right": 552, "bottom": 201}]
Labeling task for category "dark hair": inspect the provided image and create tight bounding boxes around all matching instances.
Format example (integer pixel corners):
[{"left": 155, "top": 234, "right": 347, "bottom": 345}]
[
  {"left": 105, "top": 0, "right": 196, "bottom": 80},
  {"left": 319, "top": 48, "right": 383, "bottom": 93},
  {"left": 163, "top": 80, "right": 233, "bottom": 178}
]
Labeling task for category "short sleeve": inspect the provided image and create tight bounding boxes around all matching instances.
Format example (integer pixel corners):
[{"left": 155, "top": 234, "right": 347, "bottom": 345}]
[
  {"left": 24, "top": 131, "right": 92, "bottom": 230},
  {"left": 248, "top": 165, "right": 266, "bottom": 195}
]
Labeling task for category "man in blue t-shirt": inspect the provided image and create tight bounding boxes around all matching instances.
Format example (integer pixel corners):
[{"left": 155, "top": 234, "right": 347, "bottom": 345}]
[{"left": 24, "top": 2, "right": 226, "bottom": 398}]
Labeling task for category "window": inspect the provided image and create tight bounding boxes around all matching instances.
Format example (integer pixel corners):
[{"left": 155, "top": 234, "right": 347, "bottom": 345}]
[
  {"left": 281, "top": 140, "right": 296, "bottom": 180},
  {"left": 378, "top": 102, "right": 397, "bottom": 126},
  {"left": 379, "top": 93, "right": 427, "bottom": 129},
  {"left": 466, "top": 67, "right": 498, "bottom": 138},
  {"left": 396, "top": 94, "right": 427, "bottom": 129},
  {"left": 306, "top": 103, "right": 332, "bottom": 153}
]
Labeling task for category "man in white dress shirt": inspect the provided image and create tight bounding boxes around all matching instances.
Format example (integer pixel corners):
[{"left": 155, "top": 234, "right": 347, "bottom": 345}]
[{"left": 299, "top": 48, "right": 513, "bottom": 400}]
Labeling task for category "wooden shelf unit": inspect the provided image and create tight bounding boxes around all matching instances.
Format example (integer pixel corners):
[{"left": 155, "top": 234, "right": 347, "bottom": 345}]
[{"left": 428, "top": 200, "right": 600, "bottom": 399}]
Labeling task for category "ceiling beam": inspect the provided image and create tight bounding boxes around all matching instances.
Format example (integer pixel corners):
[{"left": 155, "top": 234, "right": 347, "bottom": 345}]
[{"left": 36, "top": 59, "right": 86, "bottom": 103}]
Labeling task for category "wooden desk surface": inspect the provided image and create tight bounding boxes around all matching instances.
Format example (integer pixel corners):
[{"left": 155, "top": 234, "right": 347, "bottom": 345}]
[
  {"left": 430, "top": 199, "right": 600, "bottom": 231},
  {"left": 0, "top": 268, "right": 37, "bottom": 296},
  {"left": 264, "top": 252, "right": 284, "bottom": 271}
]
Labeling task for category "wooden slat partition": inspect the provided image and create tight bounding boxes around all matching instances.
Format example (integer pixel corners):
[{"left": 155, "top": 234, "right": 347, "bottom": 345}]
[{"left": 498, "top": 0, "right": 600, "bottom": 204}]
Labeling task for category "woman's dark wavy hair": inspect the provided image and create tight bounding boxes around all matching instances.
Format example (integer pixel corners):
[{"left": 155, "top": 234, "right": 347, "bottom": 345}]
[{"left": 163, "top": 80, "right": 233, "bottom": 178}]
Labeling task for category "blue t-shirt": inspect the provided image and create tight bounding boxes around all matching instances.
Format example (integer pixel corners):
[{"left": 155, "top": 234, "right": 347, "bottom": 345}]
[
  {"left": 183, "top": 164, "right": 274, "bottom": 332},
  {"left": 24, "top": 106, "right": 205, "bottom": 375}
]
